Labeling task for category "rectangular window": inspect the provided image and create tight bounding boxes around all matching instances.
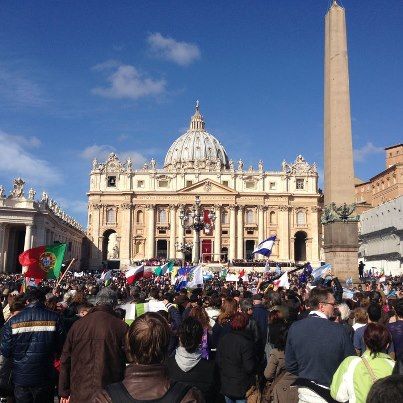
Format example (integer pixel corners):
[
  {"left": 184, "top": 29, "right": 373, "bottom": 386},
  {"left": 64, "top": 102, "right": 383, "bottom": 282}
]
[
  {"left": 185, "top": 229, "right": 192, "bottom": 235},
  {"left": 158, "top": 229, "right": 166, "bottom": 234},
  {"left": 245, "top": 181, "right": 255, "bottom": 189},
  {"left": 222, "top": 180, "right": 229, "bottom": 187},
  {"left": 296, "top": 179, "right": 304, "bottom": 189},
  {"left": 137, "top": 180, "right": 144, "bottom": 188},
  {"left": 247, "top": 230, "right": 254, "bottom": 235},
  {"left": 186, "top": 180, "right": 193, "bottom": 187},
  {"left": 107, "top": 176, "right": 116, "bottom": 187},
  {"left": 269, "top": 182, "right": 276, "bottom": 190},
  {"left": 158, "top": 180, "right": 168, "bottom": 188},
  {"left": 222, "top": 230, "right": 228, "bottom": 235}
]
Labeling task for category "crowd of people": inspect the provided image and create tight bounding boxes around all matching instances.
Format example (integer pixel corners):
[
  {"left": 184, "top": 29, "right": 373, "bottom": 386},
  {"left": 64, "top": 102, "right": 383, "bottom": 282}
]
[{"left": 0, "top": 267, "right": 402, "bottom": 403}]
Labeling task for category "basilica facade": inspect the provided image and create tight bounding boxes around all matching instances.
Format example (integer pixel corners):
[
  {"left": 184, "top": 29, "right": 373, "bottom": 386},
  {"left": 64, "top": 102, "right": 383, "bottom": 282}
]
[{"left": 87, "top": 105, "right": 322, "bottom": 269}]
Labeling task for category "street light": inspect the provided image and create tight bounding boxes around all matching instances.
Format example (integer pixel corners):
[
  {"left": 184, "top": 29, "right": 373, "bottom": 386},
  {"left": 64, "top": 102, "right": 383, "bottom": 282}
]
[{"left": 179, "top": 195, "right": 216, "bottom": 263}]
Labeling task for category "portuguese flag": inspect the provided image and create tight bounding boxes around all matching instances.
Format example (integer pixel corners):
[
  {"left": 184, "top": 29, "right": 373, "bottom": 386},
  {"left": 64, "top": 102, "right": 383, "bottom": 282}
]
[{"left": 19, "top": 243, "right": 67, "bottom": 280}]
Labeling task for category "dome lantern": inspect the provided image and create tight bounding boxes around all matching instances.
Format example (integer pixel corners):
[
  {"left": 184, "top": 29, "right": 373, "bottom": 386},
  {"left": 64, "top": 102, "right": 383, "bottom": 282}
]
[{"left": 164, "top": 102, "right": 230, "bottom": 170}]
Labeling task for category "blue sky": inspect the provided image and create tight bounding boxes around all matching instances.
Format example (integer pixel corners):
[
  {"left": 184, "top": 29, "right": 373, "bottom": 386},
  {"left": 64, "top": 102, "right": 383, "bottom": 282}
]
[{"left": 0, "top": 0, "right": 402, "bottom": 226}]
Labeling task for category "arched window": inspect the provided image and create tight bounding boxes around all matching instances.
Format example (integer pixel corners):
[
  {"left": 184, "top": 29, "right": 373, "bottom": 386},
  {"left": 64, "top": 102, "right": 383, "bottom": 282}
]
[
  {"left": 269, "top": 211, "right": 276, "bottom": 224},
  {"left": 158, "top": 208, "right": 167, "bottom": 223},
  {"left": 221, "top": 210, "right": 229, "bottom": 224},
  {"left": 296, "top": 211, "right": 306, "bottom": 225},
  {"left": 136, "top": 210, "right": 144, "bottom": 224},
  {"left": 106, "top": 208, "right": 116, "bottom": 224},
  {"left": 245, "top": 209, "right": 254, "bottom": 224}
]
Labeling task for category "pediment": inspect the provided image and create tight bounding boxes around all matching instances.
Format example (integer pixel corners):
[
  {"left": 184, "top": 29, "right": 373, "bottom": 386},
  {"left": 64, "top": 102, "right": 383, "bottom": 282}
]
[{"left": 178, "top": 179, "right": 237, "bottom": 195}]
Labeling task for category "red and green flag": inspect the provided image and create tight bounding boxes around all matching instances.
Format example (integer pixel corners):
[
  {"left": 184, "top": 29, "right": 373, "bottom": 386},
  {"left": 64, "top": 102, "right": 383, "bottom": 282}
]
[{"left": 19, "top": 243, "right": 67, "bottom": 280}]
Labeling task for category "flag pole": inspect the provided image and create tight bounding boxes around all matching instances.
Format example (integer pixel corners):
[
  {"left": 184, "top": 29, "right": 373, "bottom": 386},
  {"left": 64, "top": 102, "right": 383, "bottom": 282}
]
[{"left": 55, "top": 258, "right": 76, "bottom": 288}]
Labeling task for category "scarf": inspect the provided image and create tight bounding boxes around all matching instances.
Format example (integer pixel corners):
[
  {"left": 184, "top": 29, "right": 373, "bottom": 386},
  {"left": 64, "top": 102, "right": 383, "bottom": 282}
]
[{"left": 174, "top": 346, "right": 201, "bottom": 372}]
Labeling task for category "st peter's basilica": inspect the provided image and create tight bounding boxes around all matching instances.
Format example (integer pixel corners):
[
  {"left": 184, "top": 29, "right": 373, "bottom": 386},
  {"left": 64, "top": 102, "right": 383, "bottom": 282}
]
[{"left": 87, "top": 103, "right": 322, "bottom": 269}]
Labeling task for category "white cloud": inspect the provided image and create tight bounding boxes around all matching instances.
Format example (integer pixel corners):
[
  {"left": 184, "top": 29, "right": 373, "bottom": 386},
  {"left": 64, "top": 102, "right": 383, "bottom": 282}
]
[
  {"left": 56, "top": 197, "right": 88, "bottom": 215},
  {"left": 80, "top": 144, "right": 147, "bottom": 168},
  {"left": 0, "top": 66, "right": 47, "bottom": 107},
  {"left": 147, "top": 33, "right": 201, "bottom": 66},
  {"left": 0, "top": 129, "right": 61, "bottom": 186},
  {"left": 92, "top": 63, "right": 166, "bottom": 100},
  {"left": 91, "top": 59, "right": 121, "bottom": 72},
  {"left": 80, "top": 144, "right": 115, "bottom": 161},
  {"left": 354, "top": 142, "right": 384, "bottom": 163}
]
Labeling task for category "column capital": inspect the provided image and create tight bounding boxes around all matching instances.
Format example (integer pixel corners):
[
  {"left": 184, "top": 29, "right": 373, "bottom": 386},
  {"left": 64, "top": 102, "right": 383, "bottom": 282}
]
[
  {"left": 145, "top": 204, "right": 155, "bottom": 211},
  {"left": 120, "top": 203, "right": 132, "bottom": 210},
  {"left": 228, "top": 205, "right": 237, "bottom": 211},
  {"left": 169, "top": 204, "right": 177, "bottom": 211},
  {"left": 278, "top": 205, "right": 291, "bottom": 211},
  {"left": 237, "top": 205, "right": 244, "bottom": 212}
]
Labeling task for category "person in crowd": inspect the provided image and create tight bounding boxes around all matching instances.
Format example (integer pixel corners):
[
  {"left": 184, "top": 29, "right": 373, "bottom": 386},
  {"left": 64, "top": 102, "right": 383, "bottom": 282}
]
[
  {"left": 331, "top": 323, "right": 395, "bottom": 402},
  {"left": 334, "top": 303, "right": 354, "bottom": 342},
  {"left": 182, "top": 294, "right": 200, "bottom": 320},
  {"left": 366, "top": 374, "right": 403, "bottom": 402},
  {"left": 163, "top": 292, "right": 182, "bottom": 332},
  {"left": 263, "top": 319, "right": 297, "bottom": 403},
  {"left": 1, "top": 288, "right": 64, "bottom": 403},
  {"left": 205, "top": 294, "right": 221, "bottom": 327},
  {"left": 240, "top": 298, "right": 262, "bottom": 349},
  {"left": 59, "top": 287, "right": 128, "bottom": 403},
  {"left": 352, "top": 306, "right": 368, "bottom": 331},
  {"left": 188, "top": 306, "right": 211, "bottom": 359},
  {"left": 94, "top": 312, "right": 204, "bottom": 403},
  {"left": 252, "top": 294, "right": 268, "bottom": 345},
  {"left": 211, "top": 297, "right": 238, "bottom": 349},
  {"left": 354, "top": 303, "right": 393, "bottom": 356},
  {"left": 387, "top": 298, "right": 403, "bottom": 360},
  {"left": 285, "top": 287, "right": 355, "bottom": 402},
  {"left": 167, "top": 316, "right": 218, "bottom": 401},
  {"left": 217, "top": 312, "right": 257, "bottom": 403}
]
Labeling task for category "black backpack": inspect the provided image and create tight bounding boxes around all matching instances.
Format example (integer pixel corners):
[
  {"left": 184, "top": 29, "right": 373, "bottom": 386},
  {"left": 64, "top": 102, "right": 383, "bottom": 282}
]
[{"left": 105, "top": 381, "right": 192, "bottom": 403}]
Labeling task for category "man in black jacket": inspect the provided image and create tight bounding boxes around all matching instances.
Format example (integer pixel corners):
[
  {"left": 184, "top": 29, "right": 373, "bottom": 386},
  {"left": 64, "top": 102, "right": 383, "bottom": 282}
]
[
  {"left": 285, "top": 287, "right": 355, "bottom": 402},
  {"left": 1, "top": 288, "right": 63, "bottom": 403}
]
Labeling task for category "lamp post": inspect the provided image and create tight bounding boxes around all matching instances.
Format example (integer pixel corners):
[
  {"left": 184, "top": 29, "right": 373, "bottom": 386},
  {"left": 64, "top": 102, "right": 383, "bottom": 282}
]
[{"left": 179, "top": 195, "right": 216, "bottom": 263}]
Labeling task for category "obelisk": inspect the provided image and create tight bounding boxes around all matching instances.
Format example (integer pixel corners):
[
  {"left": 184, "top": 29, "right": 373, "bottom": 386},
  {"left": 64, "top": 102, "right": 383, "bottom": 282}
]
[
  {"left": 323, "top": 0, "right": 359, "bottom": 280},
  {"left": 324, "top": 0, "right": 355, "bottom": 205}
]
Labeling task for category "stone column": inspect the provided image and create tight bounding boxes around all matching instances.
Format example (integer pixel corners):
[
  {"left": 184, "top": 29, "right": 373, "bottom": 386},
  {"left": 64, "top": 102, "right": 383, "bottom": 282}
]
[
  {"left": 310, "top": 206, "right": 320, "bottom": 265},
  {"left": 119, "top": 203, "right": 132, "bottom": 267},
  {"left": 237, "top": 206, "right": 244, "bottom": 259},
  {"left": 258, "top": 206, "right": 265, "bottom": 242},
  {"left": 24, "top": 224, "right": 33, "bottom": 251},
  {"left": 0, "top": 224, "right": 6, "bottom": 273},
  {"left": 176, "top": 205, "right": 185, "bottom": 260},
  {"left": 192, "top": 229, "right": 200, "bottom": 264},
  {"left": 145, "top": 205, "right": 155, "bottom": 258},
  {"left": 279, "top": 206, "right": 290, "bottom": 261},
  {"left": 213, "top": 205, "right": 221, "bottom": 262},
  {"left": 229, "top": 205, "right": 237, "bottom": 261},
  {"left": 169, "top": 205, "right": 176, "bottom": 259}
]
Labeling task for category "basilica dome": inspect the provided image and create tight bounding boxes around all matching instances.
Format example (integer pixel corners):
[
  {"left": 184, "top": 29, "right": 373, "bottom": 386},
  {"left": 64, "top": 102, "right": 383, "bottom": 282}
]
[{"left": 164, "top": 102, "right": 230, "bottom": 170}]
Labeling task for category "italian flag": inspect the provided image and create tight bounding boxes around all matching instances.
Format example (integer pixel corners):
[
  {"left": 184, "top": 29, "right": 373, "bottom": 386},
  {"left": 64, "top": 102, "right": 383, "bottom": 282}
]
[
  {"left": 19, "top": 243, "right": 67, "bottom": 280},
  {"left": 125, "top": 264, "right": 144, "bottom": 284}
]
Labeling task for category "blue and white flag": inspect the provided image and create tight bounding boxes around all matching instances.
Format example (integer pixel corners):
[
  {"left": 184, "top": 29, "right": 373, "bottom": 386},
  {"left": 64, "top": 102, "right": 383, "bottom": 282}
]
[
  {"left": 252, "top": 235, "right": 276, "bottom": 257},
  {"left": 187, "top": 265, "right": 203, "bottom": 289},
  {"left": 311, "top": 263, "right": 332, "bottom": 280}
]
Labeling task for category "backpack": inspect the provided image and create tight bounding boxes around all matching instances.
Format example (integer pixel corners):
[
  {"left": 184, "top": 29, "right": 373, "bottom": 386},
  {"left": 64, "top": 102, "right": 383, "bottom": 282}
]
[{"left": 105, "top": 381, "right": 192, "bottom": 403}]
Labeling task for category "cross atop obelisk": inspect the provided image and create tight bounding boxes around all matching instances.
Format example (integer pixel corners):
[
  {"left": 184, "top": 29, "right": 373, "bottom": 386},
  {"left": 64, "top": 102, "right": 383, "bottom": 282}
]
[{"left": 324, "top": 0, "right": 355, "bottom": 206}]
